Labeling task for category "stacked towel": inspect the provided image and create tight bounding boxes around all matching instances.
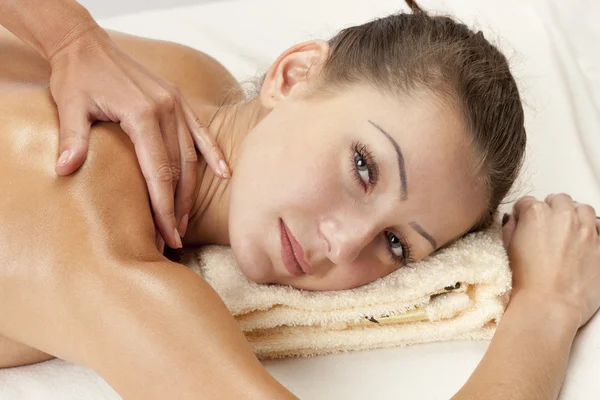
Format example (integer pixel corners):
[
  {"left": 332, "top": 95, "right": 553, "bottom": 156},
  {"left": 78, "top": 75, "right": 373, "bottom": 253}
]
[{"left": 181, "top": 226, "right": 511, "bottom": 360}]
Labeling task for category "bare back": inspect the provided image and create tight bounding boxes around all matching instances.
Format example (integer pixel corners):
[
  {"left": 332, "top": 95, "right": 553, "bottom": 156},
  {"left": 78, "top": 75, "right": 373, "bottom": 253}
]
[{"left": 0, "top": 28, "right": 241, "bottom": 273}]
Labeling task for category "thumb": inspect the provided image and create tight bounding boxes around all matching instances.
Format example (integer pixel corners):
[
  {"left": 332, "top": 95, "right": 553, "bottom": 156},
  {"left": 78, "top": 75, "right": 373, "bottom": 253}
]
[
  {"left": 502, "top": 213, "right": 517, "bottom": 250},
  {"left": 503, "top": 196, "right": 539, "bottom": 250},
  {"left": 55, "top": 105, "right": 92, "bottom": 175}
]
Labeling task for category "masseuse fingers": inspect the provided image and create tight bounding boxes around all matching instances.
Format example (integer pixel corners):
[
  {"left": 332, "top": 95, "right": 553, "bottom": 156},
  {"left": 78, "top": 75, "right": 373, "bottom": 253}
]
[
  {"left": 180, "top": 96, "right": 231, "bottom": 179},
  {"left": 124, "top": 68, "right": 184, "bottom": 241},
  {"left": 173, "top": 103, "right": 197, "bottom": 237},
  {"left": 121, "top": 112, "right": 181, "bottom": 249},
  {"left": 155, "top": 226, "right": 165, "bottom": 254},
  {"left": 55, "top": 100, "right": 93, "bottom": 175},
  {"left": 158, "top": 103, "right": 181, "bottom": 193}
]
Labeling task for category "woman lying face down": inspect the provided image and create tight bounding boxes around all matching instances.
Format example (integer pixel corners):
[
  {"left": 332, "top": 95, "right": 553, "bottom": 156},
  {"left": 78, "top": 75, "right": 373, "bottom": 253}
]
[{"left": 183, "top": 11, "right": 526, "bottom": 291}]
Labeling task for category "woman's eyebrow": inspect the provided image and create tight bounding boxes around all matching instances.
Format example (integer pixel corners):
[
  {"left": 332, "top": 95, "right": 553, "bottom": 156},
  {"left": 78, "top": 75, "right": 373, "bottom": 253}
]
[
  {"left": 409, "top": 221, "right": 438, "bottom": 251},
  {"left": 367, "top": 120, "right": 408, "bottom": 200},
  {"left": 367, "top": 120, "right": 437, "bottom": 251}
]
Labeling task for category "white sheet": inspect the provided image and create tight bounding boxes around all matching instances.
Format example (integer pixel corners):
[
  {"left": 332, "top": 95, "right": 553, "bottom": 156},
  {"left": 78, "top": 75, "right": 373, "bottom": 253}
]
[{"left": 1, "top": 0, "right": 599, "bottom": 398}]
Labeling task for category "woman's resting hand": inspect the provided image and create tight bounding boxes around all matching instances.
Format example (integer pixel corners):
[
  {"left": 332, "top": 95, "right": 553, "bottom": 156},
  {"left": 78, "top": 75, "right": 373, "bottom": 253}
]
[
  {"left": 48, "top": 27, "right": 231, "bottom": 249},
  {"left": 453, "top": 193, "right": 598, "bottom": 399},
  {"left": 503, "top": 193, "right": 600, "bottom": 328}
]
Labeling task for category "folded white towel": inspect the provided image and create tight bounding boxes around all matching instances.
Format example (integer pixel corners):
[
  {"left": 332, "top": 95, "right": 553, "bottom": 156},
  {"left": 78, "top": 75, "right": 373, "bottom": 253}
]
[{"left": 181, "top": 227, "right": 511, "bottom": 360}]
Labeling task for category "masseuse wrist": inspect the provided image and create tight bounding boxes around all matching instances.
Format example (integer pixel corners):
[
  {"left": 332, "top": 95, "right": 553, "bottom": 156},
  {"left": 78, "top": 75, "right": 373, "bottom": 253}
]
[
  {"left": 45, "top": 6, "right": 109, "bottom": 67},
  {"left": 48, "top": 24, "right": 113, "bottom": 71}
]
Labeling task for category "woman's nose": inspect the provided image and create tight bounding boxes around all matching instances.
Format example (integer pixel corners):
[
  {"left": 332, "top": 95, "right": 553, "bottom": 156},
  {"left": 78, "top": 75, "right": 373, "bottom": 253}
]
[{"left": 318, "top": 216, "right": 375, "bottom": 265}]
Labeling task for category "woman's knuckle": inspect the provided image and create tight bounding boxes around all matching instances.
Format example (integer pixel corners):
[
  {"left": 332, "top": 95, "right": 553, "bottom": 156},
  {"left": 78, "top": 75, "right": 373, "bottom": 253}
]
[
  {"left": 582, "top": 204, "right": 596, "bottom": 215},
  {"left": 557, "top": 193, "right": 573, "bottom": 202},
  {"left": 581, "top": 226, "right": 596, "bottom": 241},
  {"left": 560, "top": 209, "right": 580, "bottom": 229},
  {"left": 516, "top": 195, "right": 535, "bottom": 209},
  {"left": 527, "top": 201, "right": 546, "bottom": 217}
]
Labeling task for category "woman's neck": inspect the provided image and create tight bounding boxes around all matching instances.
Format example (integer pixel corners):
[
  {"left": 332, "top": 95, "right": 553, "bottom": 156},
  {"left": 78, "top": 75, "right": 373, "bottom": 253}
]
[{"left": 182, "top": 96, "right": 268, "bottom": 246}]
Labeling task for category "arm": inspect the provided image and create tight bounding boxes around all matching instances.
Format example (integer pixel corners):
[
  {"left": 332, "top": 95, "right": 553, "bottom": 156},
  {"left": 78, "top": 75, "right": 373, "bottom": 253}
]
[
  {"left": 452, "top": 194, "right": 600, "bottom": 400},
  {"left": 0, "top": 255, "right": 297, "bottom": 399},
  {"left": 0, "top": 334, "right": 54, "bottom": 368},
  {"left": 0, "top": 0, "right": 231, "bottom": 249},
  {"left": 0, "top": 0, "right": 98, "bottom": 61},
  {"left": 451, "top": 292, "right": 579, "bottom": 400}
]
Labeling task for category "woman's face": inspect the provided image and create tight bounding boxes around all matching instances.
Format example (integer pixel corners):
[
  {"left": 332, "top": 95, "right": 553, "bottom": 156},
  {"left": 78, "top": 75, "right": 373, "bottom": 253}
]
[{"left": 227, "top": 83, "right": 489, "bottom": 291}]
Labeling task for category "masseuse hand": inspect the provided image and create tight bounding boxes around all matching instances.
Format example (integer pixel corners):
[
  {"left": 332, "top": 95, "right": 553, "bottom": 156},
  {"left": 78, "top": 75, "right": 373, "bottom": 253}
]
[
  {"left": 48, "top": 27, "right": 230, "bottom": 250},
  {"left": 502, "top": 194, "right": 600, "bottom": 328}
]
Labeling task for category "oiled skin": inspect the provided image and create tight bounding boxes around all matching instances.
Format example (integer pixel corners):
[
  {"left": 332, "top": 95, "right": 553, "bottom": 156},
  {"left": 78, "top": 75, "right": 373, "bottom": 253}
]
[{"left": 0, "top": 28, "right": 296, "bottom": 399}]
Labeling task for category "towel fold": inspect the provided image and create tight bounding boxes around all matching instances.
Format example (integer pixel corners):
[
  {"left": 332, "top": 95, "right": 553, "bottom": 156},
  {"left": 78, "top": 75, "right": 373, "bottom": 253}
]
[{"left": 182, "top": 226, "right": 511, "bottom": 360}]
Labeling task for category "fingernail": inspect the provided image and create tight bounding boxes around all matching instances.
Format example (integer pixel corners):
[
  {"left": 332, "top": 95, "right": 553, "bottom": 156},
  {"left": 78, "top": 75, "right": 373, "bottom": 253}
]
[
  {"left": 178, "top": 213, "right": 189, "bottom": 237},
  {"left": 219, "top": 160, "right": 230, "bottom": 178},
  {"left": 173, "top": 228, "right": 183, "bottom": 249},
  {"left": 502, "top": 213, "right": 510, "bottom": 226},
  {"left": 57, "top": 150, "right": 71, "bottom": 167}
]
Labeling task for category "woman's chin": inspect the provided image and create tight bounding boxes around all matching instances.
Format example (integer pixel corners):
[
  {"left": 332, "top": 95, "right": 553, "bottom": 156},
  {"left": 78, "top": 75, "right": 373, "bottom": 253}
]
[{"left": 243, "top": 269, "right": 272, "bottom": 284}]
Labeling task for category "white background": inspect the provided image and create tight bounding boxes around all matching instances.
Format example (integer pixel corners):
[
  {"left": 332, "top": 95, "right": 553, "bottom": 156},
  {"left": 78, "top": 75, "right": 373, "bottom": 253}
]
[{"left": 78, "top": 0, "right": 227, "bottom": 18}]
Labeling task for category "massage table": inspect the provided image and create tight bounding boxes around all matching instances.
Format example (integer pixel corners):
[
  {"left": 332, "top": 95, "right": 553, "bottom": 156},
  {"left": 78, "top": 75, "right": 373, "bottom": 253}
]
[{"left": 1, "top": 0, "right": 599, "bottom": 398}]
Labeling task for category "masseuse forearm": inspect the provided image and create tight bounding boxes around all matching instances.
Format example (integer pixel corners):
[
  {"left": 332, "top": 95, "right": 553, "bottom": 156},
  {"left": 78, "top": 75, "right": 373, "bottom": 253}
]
[
  {"left": 0, "top": 0, "right": 102, "bottom": 60},
  {"left": 451, "top": 293, "right": 579, "bottom": 400}
]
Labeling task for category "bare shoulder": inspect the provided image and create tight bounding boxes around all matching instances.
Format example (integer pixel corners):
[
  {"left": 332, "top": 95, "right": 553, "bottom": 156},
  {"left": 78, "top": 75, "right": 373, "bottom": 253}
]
[
  {"left": 0, "top": 28, "right": 243, "bottom": 273},
  {"left": 0, "top": 87, "right": 161, "bottom": 276},
  {"left": 0, "top": 26, "right": 245, "bottom": 107},
  {"left": 107, "top": 30, "right": 245, "bottom": 105}
]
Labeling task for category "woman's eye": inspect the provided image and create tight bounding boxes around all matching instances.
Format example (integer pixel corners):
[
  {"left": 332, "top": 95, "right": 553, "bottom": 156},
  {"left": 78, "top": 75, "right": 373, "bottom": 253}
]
[
  {"left": 350, "top": 141, "right": 378, "bottom": 189},
  {"left": 354, "top": 152, "right": 370, "bottom": 183},
  {"left": 386, "top": 231, "right": 404, "bottom": 258}
]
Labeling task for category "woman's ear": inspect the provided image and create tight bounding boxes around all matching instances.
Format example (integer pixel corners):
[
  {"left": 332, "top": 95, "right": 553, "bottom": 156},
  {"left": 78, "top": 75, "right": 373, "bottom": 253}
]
[{"left": 259, "top": 40, "right": 330, "bottom": 109}]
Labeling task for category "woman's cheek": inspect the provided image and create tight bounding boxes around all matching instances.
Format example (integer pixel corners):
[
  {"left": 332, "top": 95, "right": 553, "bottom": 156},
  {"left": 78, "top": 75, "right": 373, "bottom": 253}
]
[{"left": 331, "top": 262, "right": 376, "bottom": 289}]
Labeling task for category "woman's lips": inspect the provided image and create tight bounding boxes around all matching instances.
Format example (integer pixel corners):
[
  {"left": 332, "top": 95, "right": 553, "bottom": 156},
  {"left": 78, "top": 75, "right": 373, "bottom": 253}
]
[{"left": 279, "top": 219, "right": 312, "bottom": 276}]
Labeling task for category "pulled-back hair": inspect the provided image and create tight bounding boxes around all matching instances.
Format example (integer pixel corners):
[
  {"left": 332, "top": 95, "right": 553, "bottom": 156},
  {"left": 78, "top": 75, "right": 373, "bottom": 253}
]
[
  {"left": 223, "top": 0, "right": 526, "bottom": 232},
  {"left": 312, "top": 0, "right": 526, "bottom": 231}
]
